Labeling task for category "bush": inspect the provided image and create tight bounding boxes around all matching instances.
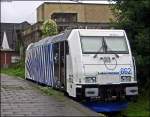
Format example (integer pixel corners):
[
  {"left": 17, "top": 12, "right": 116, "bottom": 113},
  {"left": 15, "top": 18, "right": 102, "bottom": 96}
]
[
  {"left": 1, "top": 61, "right": 25, "bottom": 78},
  {"left": 111, "top": 0, "right": 150, "bottom": 91},
  {"left": 42, "top": 19, "right": 58, "bottom": 37}
]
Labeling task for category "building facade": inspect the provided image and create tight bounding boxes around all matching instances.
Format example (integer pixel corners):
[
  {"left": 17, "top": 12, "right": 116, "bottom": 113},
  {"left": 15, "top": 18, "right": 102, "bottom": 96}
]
[
  {"left": 22, "top": 2, "right": 114, "bottom": 46},
  {"left": 21, "top": 22, "right": 42, "bottom": 47},
  {"left": 0, "top": 22, "right": 30, "bottom": 68},
  {"left": 0, "top": 50, "right": 20, "bottom": 68},
  {"left": 0, "top": 22, "right": 30, "bottom": 50},
  {"left": 37, "top": 2, "right": 114, "bottom": 23}
]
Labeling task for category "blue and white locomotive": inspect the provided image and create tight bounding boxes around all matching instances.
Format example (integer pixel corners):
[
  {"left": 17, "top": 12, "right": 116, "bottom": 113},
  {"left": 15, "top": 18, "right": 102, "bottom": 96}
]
[{"left": 25, "top": 29, "right": 138, "bottom": 102}]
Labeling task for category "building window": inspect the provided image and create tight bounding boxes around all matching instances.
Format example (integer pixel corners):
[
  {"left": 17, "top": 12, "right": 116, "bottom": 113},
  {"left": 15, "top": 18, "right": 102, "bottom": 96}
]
[{"left": 51, "top": 13, "right": 77, "bottom": 23}]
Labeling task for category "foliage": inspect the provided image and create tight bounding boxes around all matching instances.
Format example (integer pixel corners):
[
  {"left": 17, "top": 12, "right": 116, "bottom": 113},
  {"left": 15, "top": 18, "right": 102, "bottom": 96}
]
[
  {"left": 110, "top": 0, "right": 150, "bottom": 90},
  {"left": 122, "top": 94, "right": 150, "bottom": 117},
  {"left": 38, "top": 86, "right": 64, "bottom": 98},
  {"left": 1, "top": 60, "right": 25, "bottom": 78},
  {"left": 41, "top": 19, "right": 58, "bottom": 37}
]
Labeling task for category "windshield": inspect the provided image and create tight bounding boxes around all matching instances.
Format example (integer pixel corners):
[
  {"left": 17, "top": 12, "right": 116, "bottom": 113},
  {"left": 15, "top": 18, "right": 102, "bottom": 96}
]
[
  {"left": 81, "top": 36, "right": 103, "bottom": 54},
  {"left": 81, "top": 36, "right": 129, "bottom": 54}
]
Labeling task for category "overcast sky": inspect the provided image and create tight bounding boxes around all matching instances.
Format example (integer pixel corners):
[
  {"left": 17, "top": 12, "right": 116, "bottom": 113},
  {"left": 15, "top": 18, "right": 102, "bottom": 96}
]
[{"left": 1, "top": 0, "right": 113, "bottom": 24}]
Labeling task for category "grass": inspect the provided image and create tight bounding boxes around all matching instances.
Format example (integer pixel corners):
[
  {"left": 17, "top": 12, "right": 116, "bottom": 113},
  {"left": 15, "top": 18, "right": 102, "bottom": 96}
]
[
  {"left": 1, "top": 61, "right": 25, "bottom": 78},
  {"left": 1, "top": 67, "right": 25, "bottom": 78},
  {"left": 37, "top": 86, "right": 64, "bottom": 98},
  {"left": 121, "top": 93, "right": 150, "bottom": 117}
]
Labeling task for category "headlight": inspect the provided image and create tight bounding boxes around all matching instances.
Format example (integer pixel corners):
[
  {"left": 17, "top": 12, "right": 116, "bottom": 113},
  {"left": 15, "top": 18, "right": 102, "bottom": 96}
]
[
  {"left": 121, "top": 76, "right": 131, "bottom": 82},
  {"left": 85, "top": 77, "right": 96, "bottom": 83}
]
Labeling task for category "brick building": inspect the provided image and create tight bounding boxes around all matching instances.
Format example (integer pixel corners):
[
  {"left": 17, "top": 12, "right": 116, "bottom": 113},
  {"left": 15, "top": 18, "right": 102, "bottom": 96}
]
[
  {"left": 37, "top": 2, "right": 114, "bottom": 23},
  {"left": 22, "top": 2, "right": 114, "bottom": 46}
]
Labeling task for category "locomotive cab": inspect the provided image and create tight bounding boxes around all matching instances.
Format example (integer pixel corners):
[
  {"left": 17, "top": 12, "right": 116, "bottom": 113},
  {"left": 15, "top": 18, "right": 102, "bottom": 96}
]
[{"left": 66, "top": 29, "right": 138, "bottom": 101}]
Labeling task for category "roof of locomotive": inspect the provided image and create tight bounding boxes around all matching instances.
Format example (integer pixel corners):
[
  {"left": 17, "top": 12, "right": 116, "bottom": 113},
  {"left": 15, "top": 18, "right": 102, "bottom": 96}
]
[
  {"left": 26, "top": 29, "right": 125, "bottom": 50},
  {"left": 31, "top": 30, "right": 72, "bottom": 48}
]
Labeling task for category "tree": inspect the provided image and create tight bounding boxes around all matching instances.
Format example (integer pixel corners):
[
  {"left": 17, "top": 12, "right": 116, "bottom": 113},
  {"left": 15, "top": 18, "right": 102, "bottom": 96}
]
[
  {"left": 110, "top": 0, "right": 150, "bottom": 90},
  {"left": 42, "top": 19, "right": 58, "bottom": 37},
  {"left": 16, "top": 30, "right": 25, "bottom": 60}
]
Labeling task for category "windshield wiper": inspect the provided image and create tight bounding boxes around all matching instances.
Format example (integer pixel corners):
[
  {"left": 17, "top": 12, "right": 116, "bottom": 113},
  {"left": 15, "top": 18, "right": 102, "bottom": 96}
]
[
  {"left": 93, "top": 38, "right": 105, "bottom": 58},
  {"left": 93, "top": 37, "right": 119, "bottom": 58},
  {"left": 104, "top": 39, "right": 119, "bottom": 58},
  {"left": 93, "top": 45, "right": 103, "bottom": 58}
]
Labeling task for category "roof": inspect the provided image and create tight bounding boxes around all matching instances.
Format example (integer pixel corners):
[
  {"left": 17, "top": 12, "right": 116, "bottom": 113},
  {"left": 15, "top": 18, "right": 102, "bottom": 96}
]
[
  {"left": 0, "top": 22, "right": 31, "bottom": 50},
  {"left": 0, "top": 48, "right": 15, "bottom": 52},
  {"left": 32, "top": 30, "right": 72, "bottom": 48},
  {"left": 44, "top": 1, "right": 114, "bottom": 5},
  {"left": 37, "top": 1, "right": 114, "bottom": 9},
  {"left": 1, "top": 22, "right": 31, "bottom": 30},
  {"left": 78, "top": 29, "right": 125, "bottom": 36},
  {"left": 28, "top": 29, "right": 125, "bottom": 49}
]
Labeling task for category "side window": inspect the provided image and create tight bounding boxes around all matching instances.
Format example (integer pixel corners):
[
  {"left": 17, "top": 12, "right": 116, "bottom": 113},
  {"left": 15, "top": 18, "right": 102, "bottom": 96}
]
[
  {"left": 65, "top": 41, "right": 69, "bottom": 55},
  {"left": 53, "top": 43, "right": 59, "bottom": 63}
]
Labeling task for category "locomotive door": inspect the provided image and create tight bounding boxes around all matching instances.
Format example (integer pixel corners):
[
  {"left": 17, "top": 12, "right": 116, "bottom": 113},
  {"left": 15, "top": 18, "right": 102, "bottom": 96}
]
[
  {"left": 53, "top": 41, "right": 69, "bottom": 90},
  {"left": 53, "top": 43, "right": 59, "bottom": 87}
]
